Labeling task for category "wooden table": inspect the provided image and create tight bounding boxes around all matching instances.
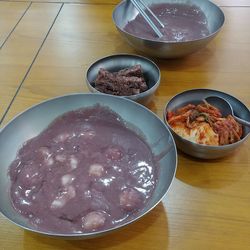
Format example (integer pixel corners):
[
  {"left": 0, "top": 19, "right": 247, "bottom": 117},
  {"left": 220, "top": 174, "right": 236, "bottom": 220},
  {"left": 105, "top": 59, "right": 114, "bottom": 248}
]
[{"left": 0, "top": 0, "right": 249, "bottom": 249}]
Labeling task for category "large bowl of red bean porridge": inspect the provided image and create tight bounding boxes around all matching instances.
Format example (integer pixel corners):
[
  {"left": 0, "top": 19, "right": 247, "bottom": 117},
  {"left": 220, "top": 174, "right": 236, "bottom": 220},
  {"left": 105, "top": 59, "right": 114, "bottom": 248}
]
[
  {"left": 0, "top": 93, "right": 177, "bottom": 238},
  {"left": 113, "top": 0, "right": 225, "bottom": 58}
]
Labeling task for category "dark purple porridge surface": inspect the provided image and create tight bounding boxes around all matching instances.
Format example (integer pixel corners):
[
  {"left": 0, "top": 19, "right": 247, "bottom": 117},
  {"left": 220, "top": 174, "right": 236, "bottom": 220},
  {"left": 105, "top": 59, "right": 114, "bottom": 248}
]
[
  {"left": 9, "top": 106, "right": 158, "bottom": 233},
  {"left": 124, "top": 3, "right": 210, "bottom": 42}
]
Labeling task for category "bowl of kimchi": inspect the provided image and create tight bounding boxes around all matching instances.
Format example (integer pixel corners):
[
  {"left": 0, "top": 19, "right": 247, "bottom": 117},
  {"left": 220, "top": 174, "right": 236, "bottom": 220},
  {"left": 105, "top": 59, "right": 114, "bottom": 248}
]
[{"left": 164, "top": 89, "right": 250, "bottom": 159}]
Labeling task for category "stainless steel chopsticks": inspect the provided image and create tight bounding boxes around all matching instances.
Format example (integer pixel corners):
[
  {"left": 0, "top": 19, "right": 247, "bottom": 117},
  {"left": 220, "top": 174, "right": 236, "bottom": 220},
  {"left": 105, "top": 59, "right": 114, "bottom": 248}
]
[
  {"left": 137, "top": 0, "right": 165, "bottom": 28},
  {"left": 130, "top": 0, "right": 164, "bottom": 38}
]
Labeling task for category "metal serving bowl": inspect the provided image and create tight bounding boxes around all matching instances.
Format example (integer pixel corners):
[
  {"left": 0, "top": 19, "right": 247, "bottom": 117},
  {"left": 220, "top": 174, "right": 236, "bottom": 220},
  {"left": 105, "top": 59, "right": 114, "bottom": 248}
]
[
  {"left": 164, "top": 89, "right": 250, "bottom": 159},
  {"left": 0, "top": 93, "right": 177, "bottom": 239},
  {"left": 86, "top": 54, "right": 160, "bottom": 105},
  {"left": 112, "top": 0, "right": 225, "bottom": 58}
]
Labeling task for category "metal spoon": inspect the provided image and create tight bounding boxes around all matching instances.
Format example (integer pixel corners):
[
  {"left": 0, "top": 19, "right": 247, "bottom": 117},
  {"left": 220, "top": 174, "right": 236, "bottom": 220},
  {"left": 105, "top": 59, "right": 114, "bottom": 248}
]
[{"left": 205, "top": 96, "right": 250, "bottom": 127}]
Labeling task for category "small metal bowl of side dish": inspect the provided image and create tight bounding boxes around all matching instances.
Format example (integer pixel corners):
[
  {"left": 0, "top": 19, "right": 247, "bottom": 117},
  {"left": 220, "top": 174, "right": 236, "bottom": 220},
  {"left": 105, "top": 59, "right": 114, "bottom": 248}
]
[
  {"left": 112, "top": 0, "right": 225, "bottom": 58},
  {"left": 86, "top": 54, "right": 160, "bottom": 105},
  {"left": 0, "top": 93, "right": 177, "bottom": 239},
  {"left": 164, "top": 89, "right": 250, "bottom": 159}
]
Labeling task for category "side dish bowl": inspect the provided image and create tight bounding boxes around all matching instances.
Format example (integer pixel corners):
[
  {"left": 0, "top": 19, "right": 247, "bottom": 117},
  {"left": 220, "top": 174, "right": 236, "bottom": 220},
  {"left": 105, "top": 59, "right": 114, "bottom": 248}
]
[
  {"left": 164, "top": 89, "right": 250, "bottom": 159},
  {"left": 0, "top": 93, "right": 177, "bottom": 239},
  {"left": 85, "top": 54, "right": 160, "bottom": 105}
]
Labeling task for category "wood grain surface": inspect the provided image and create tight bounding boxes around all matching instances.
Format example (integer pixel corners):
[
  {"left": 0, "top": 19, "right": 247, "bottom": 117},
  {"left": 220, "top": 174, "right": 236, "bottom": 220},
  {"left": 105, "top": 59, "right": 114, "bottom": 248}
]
[
  {"left": 0, "top": 1, "right": 30, "bottom": 47},
  {"left": 0, "top": 2, "right": 61, "bottom": 120},
  {"left": 0, "top": 1, "right": 249, "bottom": 250}
]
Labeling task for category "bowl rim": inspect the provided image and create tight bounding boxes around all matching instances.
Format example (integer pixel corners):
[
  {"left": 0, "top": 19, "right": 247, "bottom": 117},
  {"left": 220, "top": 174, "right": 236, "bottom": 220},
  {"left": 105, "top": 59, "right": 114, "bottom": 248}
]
[
  {"left": 0, "top": 93, "right": 177, "bottom": 238},
  {"left": 85, "top": 53, "right": 161, "bottom": 99},
  {"left": 163, "top": 88, "right": 250, "bottom": 149},
  {"left": 112, "top": 0, "right": 225, "bottom": 44}
]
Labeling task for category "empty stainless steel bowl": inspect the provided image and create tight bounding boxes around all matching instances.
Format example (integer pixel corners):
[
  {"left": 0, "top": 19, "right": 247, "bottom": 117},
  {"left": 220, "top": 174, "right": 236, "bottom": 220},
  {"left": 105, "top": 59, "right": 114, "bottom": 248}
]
[
  {"left": 86, "top": 54, "right": 160, "bottom": 105},
  {"left": 164, "top": 89, "right": 250, "bottom": 159},
  {"left": 112, "top": 0, "right": 225, "bottom": 58},
  {"left": 0, "top": 93, "right": 177, "bottom": 238}
]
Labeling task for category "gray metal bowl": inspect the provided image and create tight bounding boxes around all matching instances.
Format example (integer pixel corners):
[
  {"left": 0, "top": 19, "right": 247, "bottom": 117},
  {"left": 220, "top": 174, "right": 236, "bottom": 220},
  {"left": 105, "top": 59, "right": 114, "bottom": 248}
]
[
  {"left": 112, "top": 0, "right": 225, "bottom": 58},
  {"left": 0, "top": 93, "right": 177, "bottom": 239},
  {"left": 86, "top": 54, "right": 160, "bottom": 105},
  {"left": 164, "top": 89, "right": 250, "bottom": 159}
]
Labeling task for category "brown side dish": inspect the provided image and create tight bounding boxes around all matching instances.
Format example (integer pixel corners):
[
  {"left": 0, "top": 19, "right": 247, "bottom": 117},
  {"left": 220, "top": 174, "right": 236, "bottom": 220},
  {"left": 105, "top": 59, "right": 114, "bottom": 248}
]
[{"left": 93, "top": 64, "right": 148, "bottom": 96}]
